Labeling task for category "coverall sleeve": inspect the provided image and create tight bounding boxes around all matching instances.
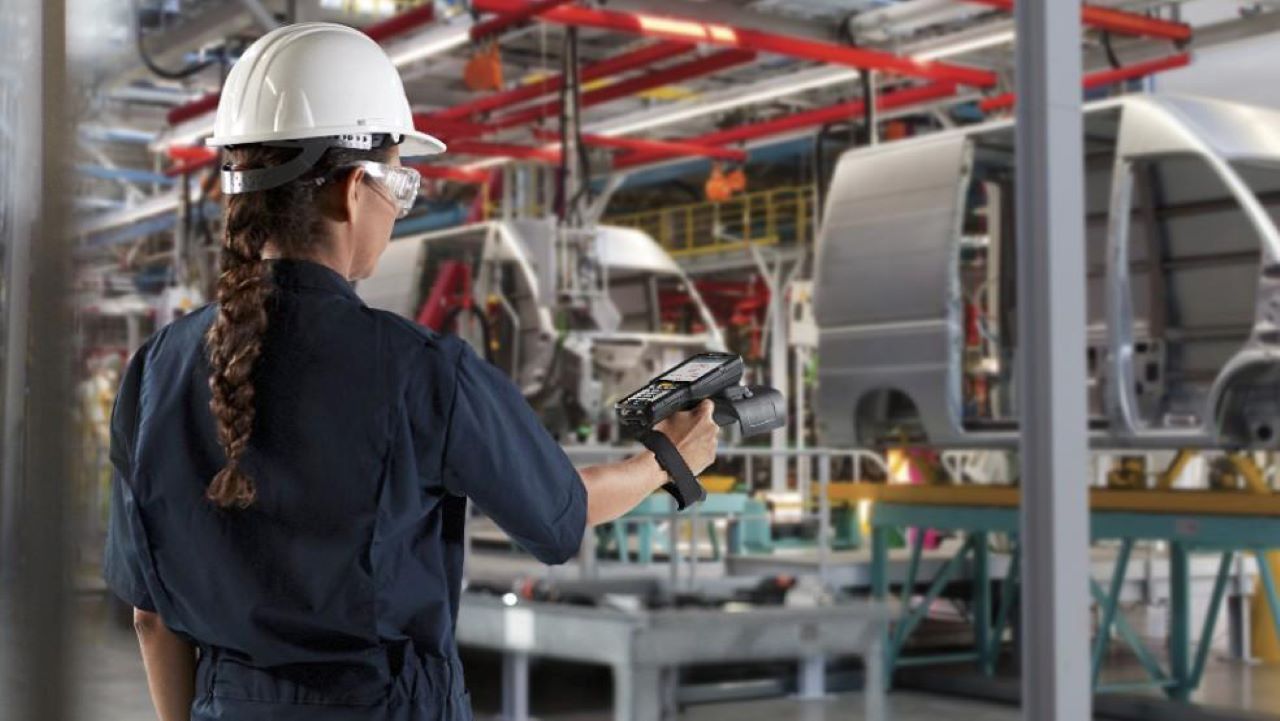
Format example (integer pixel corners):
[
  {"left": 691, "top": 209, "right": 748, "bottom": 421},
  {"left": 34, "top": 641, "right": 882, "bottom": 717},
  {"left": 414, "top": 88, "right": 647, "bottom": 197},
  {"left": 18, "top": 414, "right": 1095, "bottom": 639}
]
[
  {"left": 441, "top": 343, "right": 588, "bottom": 565},
  {"left": 103, "top": 342, "right": 157, "bottom": 611}
]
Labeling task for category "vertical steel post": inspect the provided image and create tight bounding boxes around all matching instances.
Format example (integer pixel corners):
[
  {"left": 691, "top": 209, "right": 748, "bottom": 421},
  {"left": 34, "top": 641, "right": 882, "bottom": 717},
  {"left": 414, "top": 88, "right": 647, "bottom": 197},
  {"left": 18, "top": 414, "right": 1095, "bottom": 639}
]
[
  {"left": 768, "top": 260, "right": 788, "bottom": 492},
  {"left": 817, "top": 451, "right": 831, "bottom": 583},
  {"left": 0, "top": 0, "right": 39, "bottom": 578},
  {"left": 972, "top": 531, "right": 991, "bottom": 669},
  {"left": 870, "top": 523, "right": 891, "bottom": 690},
  {"left": 501, "top": 651, "right": 530, "bottom": 721},
  {"left": 1168, "top": 542, "right": 1191, "bottom": 699},
  {"left": 6, "top": 1, "right": 71, "bottom": 720},
  {"left": 1014, "top": 0, "right": 1091, "bottom": 718}
]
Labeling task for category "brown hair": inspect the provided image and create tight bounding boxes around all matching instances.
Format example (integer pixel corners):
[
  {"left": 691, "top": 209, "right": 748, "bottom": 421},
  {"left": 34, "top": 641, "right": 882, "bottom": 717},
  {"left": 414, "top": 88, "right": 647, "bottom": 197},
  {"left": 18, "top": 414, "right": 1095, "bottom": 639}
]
[{"left": 205, "top": 140, "right": 393, "bottom": 508}]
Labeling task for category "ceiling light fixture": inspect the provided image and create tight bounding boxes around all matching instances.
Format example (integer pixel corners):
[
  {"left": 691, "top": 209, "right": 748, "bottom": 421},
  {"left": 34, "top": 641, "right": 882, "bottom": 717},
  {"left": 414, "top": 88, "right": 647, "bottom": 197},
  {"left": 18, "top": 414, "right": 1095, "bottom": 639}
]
[{"left": 912, "top": 28, "right": 1015, "bottom": 61}]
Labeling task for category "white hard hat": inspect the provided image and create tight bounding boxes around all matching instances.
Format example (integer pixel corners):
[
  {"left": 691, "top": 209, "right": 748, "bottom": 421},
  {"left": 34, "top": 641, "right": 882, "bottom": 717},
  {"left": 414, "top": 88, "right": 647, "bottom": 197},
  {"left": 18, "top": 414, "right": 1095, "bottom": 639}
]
[{"left": 208, "top": 22, "right": 445, "bottom": 158}]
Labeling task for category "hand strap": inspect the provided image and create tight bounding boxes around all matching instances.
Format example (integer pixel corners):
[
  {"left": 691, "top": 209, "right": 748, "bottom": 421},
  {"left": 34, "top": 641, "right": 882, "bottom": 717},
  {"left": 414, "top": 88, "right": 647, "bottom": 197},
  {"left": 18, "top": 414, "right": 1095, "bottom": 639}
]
[{"left": 639, "top": 429, "right": 706, "bottom": 511}]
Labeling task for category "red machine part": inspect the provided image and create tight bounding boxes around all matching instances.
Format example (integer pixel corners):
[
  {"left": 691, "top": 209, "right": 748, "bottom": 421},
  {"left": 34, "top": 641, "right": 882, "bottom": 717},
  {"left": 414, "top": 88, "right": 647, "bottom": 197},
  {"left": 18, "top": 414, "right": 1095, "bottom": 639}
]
[
  {"left": 659, "top": 277, "right": 771, "bottom": 358},
  {"left": 416, "top": 260, "right": 474, "bottom": 330}
]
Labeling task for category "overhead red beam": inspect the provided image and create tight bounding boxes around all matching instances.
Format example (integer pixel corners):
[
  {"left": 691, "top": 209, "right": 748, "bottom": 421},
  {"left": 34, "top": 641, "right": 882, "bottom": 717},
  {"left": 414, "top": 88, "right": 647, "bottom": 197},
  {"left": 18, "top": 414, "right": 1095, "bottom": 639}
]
[
  {"left": 978, "top": 53, "right": 1191, "bottom": 112},
  {"left": 428, "top": 41, "right": 692, "bottom": 123},
  {"left": 473, "top": 0, "right": 996, "bottom": 87},
  {"left": 410, "top": 164, "right": 493, "bottom": 184},
  {"left": 165, "top": 3, "right": 439, "bottom": 126},
  {"left": 165, "top": 157, "right": 220, "bottom": 177},
  {"left": 470, "top": 0, "right": 575, "bottom": 41},
  {"left": 532, "top": 129, "right": 747, "bottom": 161},
  {"left": 446, "top": 139, "right": 562, "bottom": 163},
  {"left": 362, "top": 2, "right": 436, "bottom": 42},
  {"left": 487, "top": 48, "right": 756, "bottom": 131},
  {"left": 964, "top": 0, "right": 1191, "bottom": 42},
  {"left": 613, "top": 81, "right": 960, "bottom": 169},
  {"left": 167, "top": 91, "right": 221, "bottom": 126}
]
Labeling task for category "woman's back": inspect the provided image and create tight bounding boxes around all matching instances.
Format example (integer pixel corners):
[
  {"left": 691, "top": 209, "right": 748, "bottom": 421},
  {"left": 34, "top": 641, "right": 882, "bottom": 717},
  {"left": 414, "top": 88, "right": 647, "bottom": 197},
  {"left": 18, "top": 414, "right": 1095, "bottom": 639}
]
[{"left": 105, "top": 259, "right": 586, "bottom": 720}]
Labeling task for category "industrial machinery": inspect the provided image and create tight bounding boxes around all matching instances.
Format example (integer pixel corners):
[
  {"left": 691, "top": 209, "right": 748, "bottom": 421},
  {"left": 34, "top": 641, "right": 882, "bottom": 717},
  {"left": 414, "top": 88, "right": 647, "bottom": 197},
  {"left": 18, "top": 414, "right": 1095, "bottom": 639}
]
[
  {"left": 358, "top": 219, "right": 724, "bottom": 437},
  {"left": 814, "top": 94, "right": 1280, "bottom": 449}
]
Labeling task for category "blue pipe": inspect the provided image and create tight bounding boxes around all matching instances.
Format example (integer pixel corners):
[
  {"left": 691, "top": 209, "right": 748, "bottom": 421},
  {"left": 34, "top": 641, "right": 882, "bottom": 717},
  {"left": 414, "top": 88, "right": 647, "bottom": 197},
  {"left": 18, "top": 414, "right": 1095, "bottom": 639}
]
[
  {"left": 77, "top": 164, "right": 175, "bottom": 186},
  {"left": 81, "top": 201, "right": 220, "bottom": 250},
  {"left": 79, "top": 126, "right": 157, "bottom": 145}
]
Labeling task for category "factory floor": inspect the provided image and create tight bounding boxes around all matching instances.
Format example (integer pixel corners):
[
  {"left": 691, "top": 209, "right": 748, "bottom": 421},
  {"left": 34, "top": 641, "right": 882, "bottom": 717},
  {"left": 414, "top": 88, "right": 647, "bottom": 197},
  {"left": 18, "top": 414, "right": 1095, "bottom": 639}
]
[{"left": 65, "top": 594, "right": 1280, "bottom": 721}]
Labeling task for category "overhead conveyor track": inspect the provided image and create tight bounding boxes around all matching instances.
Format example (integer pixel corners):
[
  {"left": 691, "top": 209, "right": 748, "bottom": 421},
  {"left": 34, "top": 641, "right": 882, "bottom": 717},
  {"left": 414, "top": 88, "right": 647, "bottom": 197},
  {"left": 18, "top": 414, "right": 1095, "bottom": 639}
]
[
  {"left": 472, "top": 0, "right": 999, "bottom": 87},
  {"left": 964, "top": 0, "right": 1193, "bottom": 42}
]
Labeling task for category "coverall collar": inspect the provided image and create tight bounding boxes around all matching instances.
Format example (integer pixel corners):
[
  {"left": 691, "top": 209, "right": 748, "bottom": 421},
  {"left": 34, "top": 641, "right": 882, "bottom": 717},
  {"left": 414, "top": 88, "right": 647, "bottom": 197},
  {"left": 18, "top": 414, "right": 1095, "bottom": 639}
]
[{"left": 270, "top": 258, "right": 364, "bottom": 305}]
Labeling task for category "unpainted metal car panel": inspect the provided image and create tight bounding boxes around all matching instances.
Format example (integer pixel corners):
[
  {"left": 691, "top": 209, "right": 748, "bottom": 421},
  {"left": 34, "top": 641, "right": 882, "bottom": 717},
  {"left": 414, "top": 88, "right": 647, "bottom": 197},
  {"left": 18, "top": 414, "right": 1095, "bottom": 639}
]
[{"left": 815, "top": 94, "right": 1280, "bottom": 449}]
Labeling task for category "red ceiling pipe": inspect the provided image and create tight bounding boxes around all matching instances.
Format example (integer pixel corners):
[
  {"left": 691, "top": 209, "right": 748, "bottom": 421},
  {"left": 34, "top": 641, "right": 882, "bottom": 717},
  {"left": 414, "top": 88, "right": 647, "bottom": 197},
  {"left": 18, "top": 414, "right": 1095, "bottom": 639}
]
[
  {"left": 613, "top": 81, "right": 960, "bottom": 169},
  {"left": 427, "top": 40, "right": 692, "bottom": 122},
  {"left": 165, "top": 157, "right": 220, "bottom": 177},
  {"left": 411, "top": 164, "right": 493, "bottom": 184},
  {"left": 167, "top": 91, "right": 221, "bottom": 126},
  {"left": 470, "top": 0, "right": 575, "bottom": 41},
  {"left": 487, "top": 49, "right": 756, "bottom": 131},
  {"left": 964, "top": 0, "right": 1191, "bottom": 42},
  {"left": 166, "top": 145, "right": 218, "bottom": 163},
  {"left": 978, "top": 53, "right": 1191, "bottom": 112},
  {"left": 418, "top": 117, "right": 498, "bottom": 139},
  {"left": 472, "top": 0, "right": 996, "bottom": 87},
  {"left": 694, "top": 80, "right": 958, "bottom": 146},
  {"left": 165, "top": 3, "right": 439, "bottom": 126},
  {"left": 362, "top": 2, "right": 437, "bottom": 42},
  {"left": 532, "top": 130, "right": 747, "bottom": 161},
  {"left": 447, "top": 139, "right": 562, "bottom": 163}
]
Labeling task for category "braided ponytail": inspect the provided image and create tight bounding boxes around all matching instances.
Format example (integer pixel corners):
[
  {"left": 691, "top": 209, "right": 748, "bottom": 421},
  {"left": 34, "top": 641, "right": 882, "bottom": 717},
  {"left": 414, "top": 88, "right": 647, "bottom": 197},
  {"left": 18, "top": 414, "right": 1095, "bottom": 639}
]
[
  {"left": 204, "top": 142, "right": 394, "bottom": 508},
  {"left": 205, "top": 190, "right": 272, "bottom": 507}
]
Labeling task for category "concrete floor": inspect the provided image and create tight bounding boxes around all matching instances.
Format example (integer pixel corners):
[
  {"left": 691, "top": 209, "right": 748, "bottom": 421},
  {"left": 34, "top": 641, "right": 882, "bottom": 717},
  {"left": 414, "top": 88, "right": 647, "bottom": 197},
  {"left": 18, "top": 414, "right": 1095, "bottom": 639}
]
[
  {"left": 61, "top": 594, "right": 1280, "bottom": 721},
  {"left": 67, "top": 594, "right": 1019, "bottom": 721}
]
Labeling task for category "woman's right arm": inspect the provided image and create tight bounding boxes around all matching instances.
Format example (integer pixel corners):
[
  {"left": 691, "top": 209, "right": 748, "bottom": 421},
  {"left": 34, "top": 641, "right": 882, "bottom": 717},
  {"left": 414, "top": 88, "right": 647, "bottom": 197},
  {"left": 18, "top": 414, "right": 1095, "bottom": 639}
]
[
  {"left": 579, "top": 400, "right": 719, "bottom": 526},
  {"left": 437, "top": 342, "right": 722, "bottom": 563}
]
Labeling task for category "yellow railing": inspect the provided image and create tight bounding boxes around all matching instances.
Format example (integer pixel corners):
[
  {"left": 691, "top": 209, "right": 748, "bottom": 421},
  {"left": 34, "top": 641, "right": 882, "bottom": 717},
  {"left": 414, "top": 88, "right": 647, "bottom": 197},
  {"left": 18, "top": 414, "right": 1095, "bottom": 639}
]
[{"left": 606, "top": 185, "right": 817, "bottom": 257}]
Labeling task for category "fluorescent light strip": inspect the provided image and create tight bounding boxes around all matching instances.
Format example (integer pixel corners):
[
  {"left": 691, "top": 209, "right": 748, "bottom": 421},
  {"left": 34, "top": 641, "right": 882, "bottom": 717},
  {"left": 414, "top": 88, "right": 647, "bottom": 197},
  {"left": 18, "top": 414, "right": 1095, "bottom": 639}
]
[
  {"left": 912, "top": 28, "right": 1015, "bottom": 62},
  {"left": 387, "top": 22, "right": 472, "bottom": 66}
]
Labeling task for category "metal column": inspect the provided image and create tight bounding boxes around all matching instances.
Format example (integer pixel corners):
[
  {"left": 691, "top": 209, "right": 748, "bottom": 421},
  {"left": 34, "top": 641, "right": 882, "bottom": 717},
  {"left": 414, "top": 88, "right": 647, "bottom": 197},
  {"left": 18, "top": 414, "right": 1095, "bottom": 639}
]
[
  {"left": 3, "top": 2, "right": 72, "bottom": 720},
  {"left": 501, "top": 652, "right": 530, "bottom": 721},
  {"left": 768, "top": 260, "right": 788, "bottom": 491},
  {"left": 1013, "top": 1, "right": 1091, "bottom": 719}
]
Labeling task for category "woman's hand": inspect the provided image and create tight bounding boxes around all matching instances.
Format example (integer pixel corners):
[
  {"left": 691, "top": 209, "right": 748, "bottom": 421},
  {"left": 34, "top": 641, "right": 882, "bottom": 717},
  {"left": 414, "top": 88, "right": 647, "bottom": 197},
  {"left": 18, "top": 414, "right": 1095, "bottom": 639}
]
[
  {"left": 580, "top": 400, "right": 722, "bottom": 526},
  {"left": 654, "top": 399, "right": 720, "bottom": 475}
]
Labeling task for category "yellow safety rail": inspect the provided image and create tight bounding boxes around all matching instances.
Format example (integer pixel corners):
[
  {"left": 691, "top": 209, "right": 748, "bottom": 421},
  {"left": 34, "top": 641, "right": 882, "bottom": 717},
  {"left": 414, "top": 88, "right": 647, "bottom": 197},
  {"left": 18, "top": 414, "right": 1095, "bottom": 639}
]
[{"left": 606, "top": 185, "right": 817, "bottom": 257}]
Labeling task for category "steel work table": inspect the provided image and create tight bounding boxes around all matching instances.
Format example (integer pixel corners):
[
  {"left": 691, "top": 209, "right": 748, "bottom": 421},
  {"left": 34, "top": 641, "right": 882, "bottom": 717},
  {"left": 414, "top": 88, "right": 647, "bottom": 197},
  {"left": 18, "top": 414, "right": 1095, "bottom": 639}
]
[{"left": 455, "top": 592, "right": 893, "bottom": 721}]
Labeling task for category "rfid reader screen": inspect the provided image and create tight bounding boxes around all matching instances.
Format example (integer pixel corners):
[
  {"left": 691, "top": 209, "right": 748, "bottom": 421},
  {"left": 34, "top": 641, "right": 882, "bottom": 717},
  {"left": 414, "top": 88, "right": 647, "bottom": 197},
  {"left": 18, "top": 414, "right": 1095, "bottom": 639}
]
[{"left": 660, "top": 360, "right": 723, "bottom": 383}]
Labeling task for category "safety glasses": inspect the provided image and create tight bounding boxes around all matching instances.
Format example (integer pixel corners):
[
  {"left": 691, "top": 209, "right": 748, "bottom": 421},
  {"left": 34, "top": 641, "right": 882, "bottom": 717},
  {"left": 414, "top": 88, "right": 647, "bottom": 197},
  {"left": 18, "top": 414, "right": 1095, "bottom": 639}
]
[{"left": 349, "top": 160, "right": 421, "bottom": 219}]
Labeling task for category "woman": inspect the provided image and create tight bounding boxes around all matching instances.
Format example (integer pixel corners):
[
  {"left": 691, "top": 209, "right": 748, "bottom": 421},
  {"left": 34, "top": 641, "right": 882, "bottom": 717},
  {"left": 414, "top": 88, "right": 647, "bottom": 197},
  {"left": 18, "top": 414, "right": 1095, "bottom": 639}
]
[{"left": 104, "top": 23, "right": 719, "bottom": 721}]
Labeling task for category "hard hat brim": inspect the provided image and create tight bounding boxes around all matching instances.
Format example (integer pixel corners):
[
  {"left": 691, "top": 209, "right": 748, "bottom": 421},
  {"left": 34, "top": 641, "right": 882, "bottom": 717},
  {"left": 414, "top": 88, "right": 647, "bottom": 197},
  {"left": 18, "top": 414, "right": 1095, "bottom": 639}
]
[
  {"left": 207, "top": 125, "right": 445, "bottom": 157},
  {"left": 400, "top": 130, "right": 447, "bottom": 159}
]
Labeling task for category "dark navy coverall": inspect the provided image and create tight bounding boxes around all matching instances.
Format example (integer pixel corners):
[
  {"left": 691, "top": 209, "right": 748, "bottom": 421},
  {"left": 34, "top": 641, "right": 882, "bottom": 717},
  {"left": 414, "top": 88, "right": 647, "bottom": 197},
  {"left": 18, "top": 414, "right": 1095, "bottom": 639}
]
[{"left": 104, "top": 259, "right": 588, "bottom": 720}]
